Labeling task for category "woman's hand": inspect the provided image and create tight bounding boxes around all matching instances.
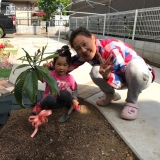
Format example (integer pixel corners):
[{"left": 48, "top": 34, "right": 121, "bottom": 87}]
[{"left": 97, "top": 53, "right": 113, "bottom": 80}]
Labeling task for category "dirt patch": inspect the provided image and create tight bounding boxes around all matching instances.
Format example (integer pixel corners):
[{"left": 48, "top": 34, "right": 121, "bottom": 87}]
[{"left": 0, "top": 99, "right": 137, "bottom": 160}]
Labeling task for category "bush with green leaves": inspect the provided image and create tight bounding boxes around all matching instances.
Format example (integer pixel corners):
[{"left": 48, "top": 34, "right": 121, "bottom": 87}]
[{"left": 13, "top": 45, "right": 59, "bottom": 108}]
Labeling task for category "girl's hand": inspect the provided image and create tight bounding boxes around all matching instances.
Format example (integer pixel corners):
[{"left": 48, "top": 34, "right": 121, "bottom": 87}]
[
  {"left": 43, "top": 60, "right": 53, "bottom": 69},
  {"left": 72, "top": 99, "right": 79, "bottom": 108},
  {"left": 97, "top": 53, "right": 113, "bottom": 80}
]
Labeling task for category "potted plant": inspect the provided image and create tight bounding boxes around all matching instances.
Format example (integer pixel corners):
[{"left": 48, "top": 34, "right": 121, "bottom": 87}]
[
  {"left": 3, "top": 40, "right": 19, "bottom": 55},
  {"left": 13, "top": 45, "right": 59, "bottom": 137}
]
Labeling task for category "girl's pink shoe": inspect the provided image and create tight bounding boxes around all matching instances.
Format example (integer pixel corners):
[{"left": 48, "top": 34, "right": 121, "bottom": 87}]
[
  {"left": 32, "top": 103, "right": 42, "bottom": 115},
  {"left": 73, "top": 105, "right": 81, "bottom": 111}
]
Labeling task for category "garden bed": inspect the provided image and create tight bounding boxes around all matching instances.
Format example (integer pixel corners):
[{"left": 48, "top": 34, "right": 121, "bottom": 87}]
[{"left": 0, "top": 99, "right": 137, "bottom": 160}]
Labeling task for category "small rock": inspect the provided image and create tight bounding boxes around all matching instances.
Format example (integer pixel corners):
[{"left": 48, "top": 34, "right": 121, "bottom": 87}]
[
  {"left": 102, "top": 151, "right": 105, "bottom": 155},
  {"left": 111, "top": 149, "right": 115, "bottom": 152},
  {"left": 106, "top": 153, "right": 110, "bottom": 157},
  {"left": 126, "top": 157, "right": 133, "bottom": 160}
]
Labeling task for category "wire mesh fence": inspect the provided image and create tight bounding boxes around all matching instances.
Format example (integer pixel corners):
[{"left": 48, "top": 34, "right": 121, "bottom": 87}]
[
  {"left": 69, "top": 6, "right": 160, "bottom": 41},
  {"left": 135, "top": 7, "right": 160, "bottom": 40}
]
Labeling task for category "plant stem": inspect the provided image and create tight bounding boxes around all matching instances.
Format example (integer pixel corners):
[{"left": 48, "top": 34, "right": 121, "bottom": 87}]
[
  {"left": 38, "top": 46, "right": 46, "bottom": 66},
  {"left": 26, "top": 57, "right": 34, "bottom": 69}
]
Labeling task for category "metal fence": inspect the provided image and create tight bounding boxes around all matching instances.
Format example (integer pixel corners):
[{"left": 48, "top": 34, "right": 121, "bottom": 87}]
[{"left": 69, "top": 6, "right": 160, "bottom": 41}]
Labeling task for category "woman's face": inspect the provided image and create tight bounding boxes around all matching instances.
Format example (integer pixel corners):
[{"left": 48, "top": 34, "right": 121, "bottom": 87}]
[{"left": 72, "top": 34, "right": 97, "bottom": 61}]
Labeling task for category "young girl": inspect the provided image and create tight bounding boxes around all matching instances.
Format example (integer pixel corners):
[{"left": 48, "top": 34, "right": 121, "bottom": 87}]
[{"left": 32, "top": 46, "right": 80, "bottom": 114}]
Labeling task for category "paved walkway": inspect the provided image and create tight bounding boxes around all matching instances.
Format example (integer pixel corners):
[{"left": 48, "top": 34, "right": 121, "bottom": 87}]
[
  {"left": 1, "top": 34, "right": 160, "bottom": 160},
  {"left": 73, "top": 64, "right": 160, "bottom": 160},
  {"left": 0, "top": 78, "right": 14, "bottom": 97}
]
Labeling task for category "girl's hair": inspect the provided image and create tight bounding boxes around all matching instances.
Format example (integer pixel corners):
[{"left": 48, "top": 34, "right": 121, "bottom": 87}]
[
  {"left": 53, "top": 45, "right": 71, "bottom": 65},
  {"left": 69, "top": 27, "right": 92, "bottom": 48}
]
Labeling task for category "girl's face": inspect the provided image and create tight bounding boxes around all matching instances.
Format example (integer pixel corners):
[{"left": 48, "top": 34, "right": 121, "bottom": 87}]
[
  {"left": 72, "top": 34, "right": 97, "bottom": 61},
  {"left": 54, "top": 56, "right": 69, "bottom": 76}
]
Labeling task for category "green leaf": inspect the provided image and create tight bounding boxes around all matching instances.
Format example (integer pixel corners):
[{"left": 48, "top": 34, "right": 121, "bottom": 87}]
[
  {"left": 37, "top": 67, "right": 59, "bottom": 95},
  {"left": 37, "top": 49, "right": 41, "bottom": 54},
  {"left": 35, "top": 54, "right": 41, "bottom": 61},
  {"left": 42, "top": 54, "right": 58, "bottom": 62},
  {"left": 22, "top": 48, "right": 32, "bottom": 61},
  {"left": 17, "top": 56, "right": 26, "bottom": 60},
  {"left": 22, "top": 48, "right": 34, "bottom": 66},
  {"left": 42, "top": 45, "right": 47, "bottom": 54},
  {"left": 17, "top": 56, "right": 28, "bottom": 63},
  {"left": 13, "top": 64, "right": 30, "bottom": 74},
  {"left": 36, "top": 70, "right": 43, "bottom": 82},
  {"left": 14, "top": 69, "right": 31, "bottom": 85},
  {"left": 24, "top": 70, "right": 38, "bottom": 103},
  {"left": 35, "top": 49, "right": 42, "bottom": 58},
  {"left": 49, "top": 86, "right": 57, "bottom": 95},
  {"left": 37, "top": 66, "right": 49, "bottom": 73},
  {"left": 14, "top": 70, "right": 30, "bottom": 108}
]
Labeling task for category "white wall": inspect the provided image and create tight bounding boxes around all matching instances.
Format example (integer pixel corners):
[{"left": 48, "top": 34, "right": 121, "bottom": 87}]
[{"left": 16, "top": 25, "right": 69, "bottom": 35}]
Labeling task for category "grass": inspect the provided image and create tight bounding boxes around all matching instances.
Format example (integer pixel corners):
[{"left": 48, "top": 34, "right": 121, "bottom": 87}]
[
  {"left": 0, "top": 68, "right": 12, "bottom": 78},
  {"left": 4, "top": 49, "right": 18, "bottom": 54}
]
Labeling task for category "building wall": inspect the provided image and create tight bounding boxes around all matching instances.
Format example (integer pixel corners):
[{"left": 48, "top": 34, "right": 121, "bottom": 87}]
[
  {"left": 111, "top": 0, "right": 160, "bottom": 12},
  {"left": 71, "top": 0, "right": 110, "bottom": 16},
  {"left": 2, "top": 0, "right": 36, "bottom": 6},
  {"left": 111, "top": 0, "right": 145, "bottom": 12},
  {"left": 3, "top": 0, "right": 37, "bottom": 26},
  {"left": 2, "top": 0, "right": 37, "bottom": 25},
  {"left": 14, "top": 1, "right": 31, "bottom": 25},
  {"left": 71, "top": 0, "right": 160, "bottom": 16}
]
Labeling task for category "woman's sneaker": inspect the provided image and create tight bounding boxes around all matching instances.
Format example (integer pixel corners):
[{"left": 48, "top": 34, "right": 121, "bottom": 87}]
[
  {"left": 96, "top": 93, "right": 121, "bottom": 107},
  {"left": 32, "top": 103, "right": 42, "bottom": 115}
]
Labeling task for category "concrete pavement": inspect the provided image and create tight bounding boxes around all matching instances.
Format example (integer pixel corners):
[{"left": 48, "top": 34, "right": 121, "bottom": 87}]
[
  {"left": 74, "top": 62, "right": 160, "bottom": 160},
  {"left": 2, "top": 34, "right": 160, "bottom": 160}
]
